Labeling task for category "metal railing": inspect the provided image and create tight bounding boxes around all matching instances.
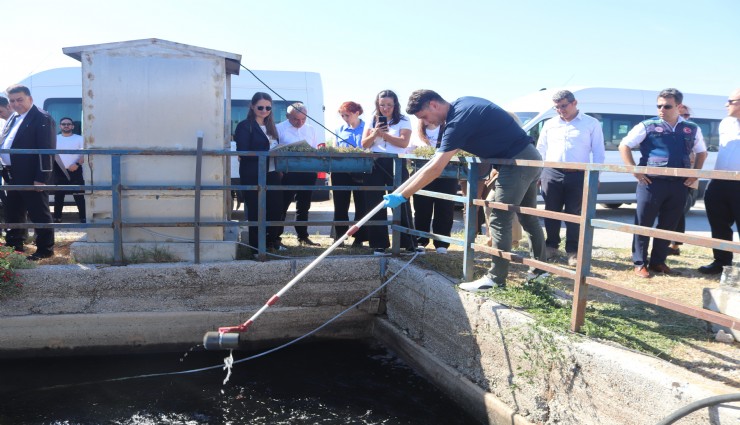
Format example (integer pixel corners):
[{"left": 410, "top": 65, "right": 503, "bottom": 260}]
[{"left": 0, "top": 145, "right": 401, "bottom": 264}]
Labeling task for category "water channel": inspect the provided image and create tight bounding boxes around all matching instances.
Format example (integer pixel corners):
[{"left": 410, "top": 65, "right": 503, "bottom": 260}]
[{"left": 0, "top": 340, "right": 478, "bottom": 424}]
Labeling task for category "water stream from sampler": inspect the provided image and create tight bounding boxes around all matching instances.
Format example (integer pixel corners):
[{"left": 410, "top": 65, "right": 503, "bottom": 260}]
[{"left": 0, "top": 340, "right": 478, "bottom": 424}]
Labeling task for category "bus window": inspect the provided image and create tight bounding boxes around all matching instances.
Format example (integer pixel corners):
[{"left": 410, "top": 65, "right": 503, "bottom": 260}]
[
  {"left": 691, "top": 118, "right": 720, "bottom": 152},
  {"left": 526, "top": 119, "right": 545, "bottom": 142},
  {"left": 230, "top": 100, "right": 296, "bottom": 138},
  {"left": 43, "top": 98, "right": 83, "bottom": 135}
]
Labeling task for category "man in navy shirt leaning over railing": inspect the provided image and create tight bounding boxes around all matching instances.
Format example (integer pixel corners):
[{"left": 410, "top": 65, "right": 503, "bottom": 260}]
[{"left": 385, "top": 89, "right": 546, "bottom": 292}]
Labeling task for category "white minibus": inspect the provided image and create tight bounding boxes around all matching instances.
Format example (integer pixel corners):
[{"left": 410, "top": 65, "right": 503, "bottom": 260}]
[
  {"left": 16, "top": 66, "right": 327, "bottom": 205},
  {"left": 504, "top": 87, "right": 726, "bottom": 207}
]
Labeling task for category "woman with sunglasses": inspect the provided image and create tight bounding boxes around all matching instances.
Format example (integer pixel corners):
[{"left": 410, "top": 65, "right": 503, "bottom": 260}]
[
  {"left": 234, "top": 92, "right": 284, "bottom": 253},
  {"left": 361, "top": 90, "right": 418, "bottom": 255}
]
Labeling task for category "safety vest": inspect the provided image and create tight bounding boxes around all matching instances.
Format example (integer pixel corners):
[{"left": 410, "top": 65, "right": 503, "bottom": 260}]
[{"left": 638, "top": 118, "right": 696, "bottom": 177}]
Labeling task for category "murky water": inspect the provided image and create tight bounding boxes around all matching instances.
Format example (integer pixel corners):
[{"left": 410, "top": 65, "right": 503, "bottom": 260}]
[{"left": 0, "top": 340, "right": 478, "bottom": 424}]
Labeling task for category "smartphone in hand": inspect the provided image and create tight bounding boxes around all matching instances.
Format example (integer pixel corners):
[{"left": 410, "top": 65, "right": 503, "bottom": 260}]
[{"left": 378, "top": 116, "right": 388, "bottom": 128}]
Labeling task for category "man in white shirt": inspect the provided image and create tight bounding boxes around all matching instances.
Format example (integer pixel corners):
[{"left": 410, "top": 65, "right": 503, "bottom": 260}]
[
  {"left": 276, "top": 103, "right": 320, "bottom": 246},
  {"left": 0, "top": 96, "right": 12, "bottom": 222},
  {"left": 699, "top": 88, "right": 740, "bottom": 275},
  {"left": 619, "top": 88, "right": 707, "bottom": 278},
  {"left": 52, "top": 117, "right": 86, "bottom": 223},
  {"left": 537, "top": 90, "right": 605, "bottom": 266}
]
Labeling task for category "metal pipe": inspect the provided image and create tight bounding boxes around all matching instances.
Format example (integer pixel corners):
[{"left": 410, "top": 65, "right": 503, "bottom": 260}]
[
  {"left": 655, "top": 392, "right": 740, "bottom": 425},
  {"left": 202, "top": 157, "right": 439, "bottom": 350}
]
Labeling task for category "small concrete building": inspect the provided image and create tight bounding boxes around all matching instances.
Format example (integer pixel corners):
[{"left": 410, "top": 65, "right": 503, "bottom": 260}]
[{"left": 63, "top": 39, "right": 241, "bottom": 262}]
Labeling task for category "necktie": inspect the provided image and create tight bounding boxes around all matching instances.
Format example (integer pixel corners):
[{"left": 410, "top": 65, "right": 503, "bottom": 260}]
[{"left": 1, "top": 114, "right": 18, "bottom": 143}]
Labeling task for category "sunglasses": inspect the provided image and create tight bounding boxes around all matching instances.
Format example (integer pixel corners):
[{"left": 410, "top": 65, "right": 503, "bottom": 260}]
[
  {"left": 656, "top": 104, "right": 674, "bottom": 110},
  {"left": 728, "top": 99, "right": 740, "bottom": 105},
  {"left": 60, "top": 122, "right": 73, "bottom": 126},
  {"left": 255, "top": 106, "right": 272, "bottom": 111}
]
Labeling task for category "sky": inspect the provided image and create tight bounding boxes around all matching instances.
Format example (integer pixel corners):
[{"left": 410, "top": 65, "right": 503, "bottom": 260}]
[{"left": 2, "top": 0, "right": 738, "bottom": 139}]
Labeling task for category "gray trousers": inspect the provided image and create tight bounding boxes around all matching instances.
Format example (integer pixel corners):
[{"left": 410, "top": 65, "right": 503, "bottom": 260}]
[{"left": 486, "top": 144, "right": 545, "bottom": 284}]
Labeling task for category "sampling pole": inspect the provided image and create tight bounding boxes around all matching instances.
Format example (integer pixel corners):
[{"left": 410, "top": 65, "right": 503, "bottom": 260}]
[{"left": 203, "top": 156, "right": 439, "bottom": 350}]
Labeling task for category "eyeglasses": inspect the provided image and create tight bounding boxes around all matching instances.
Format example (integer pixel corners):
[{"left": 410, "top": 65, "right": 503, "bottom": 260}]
[
  {"left": 727, "top": 99, "right": 740, "bottom": 105},
  {"left": 553, "top": 101, "right": 572, "bottom": 110},
  {"left": 256, "top": 106, "right": 272, "bottom": 111},
  {"left": 60, "top": 122, "right": 73, "bottom": 126},
  {"left": 656, "top": 104, "right": 674, "bottom": 110}
]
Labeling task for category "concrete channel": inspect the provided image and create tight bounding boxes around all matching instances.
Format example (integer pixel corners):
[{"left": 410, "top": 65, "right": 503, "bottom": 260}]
[{"left": 1, "top": 257, "right": 737, "bottom": 424}]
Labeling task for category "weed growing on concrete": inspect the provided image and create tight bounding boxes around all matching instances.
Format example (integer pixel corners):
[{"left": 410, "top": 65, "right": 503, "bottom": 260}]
[
  {"left": 0, "top": 246, "right": 35, "bottom": 299},
  {"left": 126, "top": 246, "right": 179, "bottom": 264}
]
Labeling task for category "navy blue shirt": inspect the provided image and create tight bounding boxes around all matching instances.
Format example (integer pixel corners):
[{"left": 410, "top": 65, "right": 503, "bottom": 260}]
[
  {"left": 335, "top": 120, "right": 366, "bottom": 148},
  {"left": 438, "top": 97, "right": 530, "bottom": 159}
]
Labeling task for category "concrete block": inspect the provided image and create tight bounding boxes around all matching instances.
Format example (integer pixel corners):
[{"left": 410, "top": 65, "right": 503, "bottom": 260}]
[{"left": 703, "top": 286, "right": 740, "bottom": 340}]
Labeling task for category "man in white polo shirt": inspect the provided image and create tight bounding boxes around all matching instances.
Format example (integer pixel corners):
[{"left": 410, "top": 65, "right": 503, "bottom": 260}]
[
  {"left": 52, "top": 117, "right": 86, "bottom": 223},
  {"left": 276, "top": 103, "right": 321, "bottom": 246},
  {"left": 536, "top": 90, "right": 605, "bottom": 266}
]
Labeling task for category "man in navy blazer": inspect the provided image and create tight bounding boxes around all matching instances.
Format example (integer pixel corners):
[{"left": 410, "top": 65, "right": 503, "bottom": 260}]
[{"left": 1, "top": 85, "right": 55, "bottom": 260}]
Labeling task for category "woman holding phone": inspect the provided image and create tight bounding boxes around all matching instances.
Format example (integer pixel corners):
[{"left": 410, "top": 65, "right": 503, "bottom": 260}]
[
  {"left": 234, "top": 92, "right": 284, "bottom": 253},
  {"left": 361, "top": 89, "right": 418, "bottom": 255}
]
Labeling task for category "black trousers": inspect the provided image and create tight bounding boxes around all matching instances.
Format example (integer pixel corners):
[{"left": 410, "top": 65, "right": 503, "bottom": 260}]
[
  {"left": 2, "top": 168, "right": 54, "bottom": 252},
  {"left": 279, "top": 172, "right": 317, "bottom": 240},
  {"left": 704, "top": 179, "right": 740, "bottom": 265},
  {"left": 52, "top": 163, "right": 86, "bottom": 222},
  {"left": 363, "top": 157, "right": 416, "bottom": 250},
  {"left": 540, "top": 168, "right": 584, "bottom": 253},
  {"left": 242, "top": 171, "right": 283, "bottom": 252},
  {"left": 632, "top": 179, "right": 687, "bottom": 266},
  {"left": 672, "top": 187, "right": 696, "bottom": 245},
  {"left": 413, "top": 177, "right": 457, "bottom": 248},
  {"left": 331, "top": 172, "right": 367, "bottom": 241}
]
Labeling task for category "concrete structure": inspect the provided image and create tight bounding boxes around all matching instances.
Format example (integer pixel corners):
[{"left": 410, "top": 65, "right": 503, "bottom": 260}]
[
  {"left": 62, "top": 39, "right": 241, "bottom": 262},
  {"left": 704, "top": 266, "right": 740, "bottom": 340},
  {"left": 1, "top": 258, "right": 737, "bottom": 424}
]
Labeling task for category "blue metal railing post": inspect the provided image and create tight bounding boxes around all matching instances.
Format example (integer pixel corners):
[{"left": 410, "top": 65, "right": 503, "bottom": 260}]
[
  {"left": 571, "top": 169, "right": 599, "bottom": 331},
  {"left": 391, "top": 156, "right": 403, "bottom": 256},
  {"left": 463, "top": 160, "right": 479, "bottom": 281},
  {"left": 193, "top": 134, "right": 203, "bottom": 264},
  {"left": 111, "top": 155, "right": 124, "bottom": 265},
  {"left": 257, "top": 153, "right": 267, "bottom": 260}
]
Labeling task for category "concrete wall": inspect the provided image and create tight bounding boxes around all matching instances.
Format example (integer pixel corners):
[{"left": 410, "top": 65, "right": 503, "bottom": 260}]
[
  {"left": 380, "top": 260, "right": 739, "bottom": 425},
  {"left": 0, "top": 258, "right": 385, "bottom": 356}
]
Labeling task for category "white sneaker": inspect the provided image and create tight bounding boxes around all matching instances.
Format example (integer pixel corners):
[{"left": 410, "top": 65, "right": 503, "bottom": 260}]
[
  {"left": 459, "top": 275, "right": 499, "bottom": 293},
  {"left": 436, "top": 247, "right": 448, "bottom": 254},
  {"left": 526, "top": 270, "right": 551, "bottom": 281},
  {"left": 567, "top": 254, "right": 578, "bottom": 267}
]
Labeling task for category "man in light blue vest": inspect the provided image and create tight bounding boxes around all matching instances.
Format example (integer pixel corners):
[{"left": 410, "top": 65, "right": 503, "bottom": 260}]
[{"left": 619, "top": 88, "right": 707, "bottom": 278}]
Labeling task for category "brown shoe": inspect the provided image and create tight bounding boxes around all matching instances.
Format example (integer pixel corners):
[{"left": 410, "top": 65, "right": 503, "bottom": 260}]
[
  {"left": 648, "top": 263, "right": 681, "bottom": 276},
  {"left": 634, "top": 265, "right": 651, "bottom": 278}
]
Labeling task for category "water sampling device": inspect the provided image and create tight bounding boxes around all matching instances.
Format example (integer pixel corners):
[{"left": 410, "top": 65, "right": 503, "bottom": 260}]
[{"left": 202, "top": 157, "right": 439, "bottom": 350}]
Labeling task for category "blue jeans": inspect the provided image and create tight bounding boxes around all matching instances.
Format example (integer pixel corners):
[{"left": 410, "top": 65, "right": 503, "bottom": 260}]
[{"left": 486, "top": 144, "right": 545, "bottom": 284}]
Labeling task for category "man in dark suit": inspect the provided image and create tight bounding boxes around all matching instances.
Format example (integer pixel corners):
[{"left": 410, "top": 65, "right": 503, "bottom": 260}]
[{"left": 1, "top": 85, "right": 55, "bottom": 260}]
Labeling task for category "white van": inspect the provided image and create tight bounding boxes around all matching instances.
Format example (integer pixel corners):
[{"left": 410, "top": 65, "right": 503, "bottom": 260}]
[
  {"left": 18, "top": 66, "right": 327, "bottom": 205},
  {"left": 504, "top": 87, "right": 726, "bottom": 207}
]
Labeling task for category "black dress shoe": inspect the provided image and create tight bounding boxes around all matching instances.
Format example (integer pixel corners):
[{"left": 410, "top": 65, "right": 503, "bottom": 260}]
[
  {"left": 27, "top": 250, "right": 54, "bottom": 261},
  {"left": 4, "top": 244, "right": 24, "bottom": 253},
  {"left": 298, "top": 237, "right": 319, "bottom": 246},
  {"left": 698, "top": 262, "right": 725, "bottom": 275}
]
